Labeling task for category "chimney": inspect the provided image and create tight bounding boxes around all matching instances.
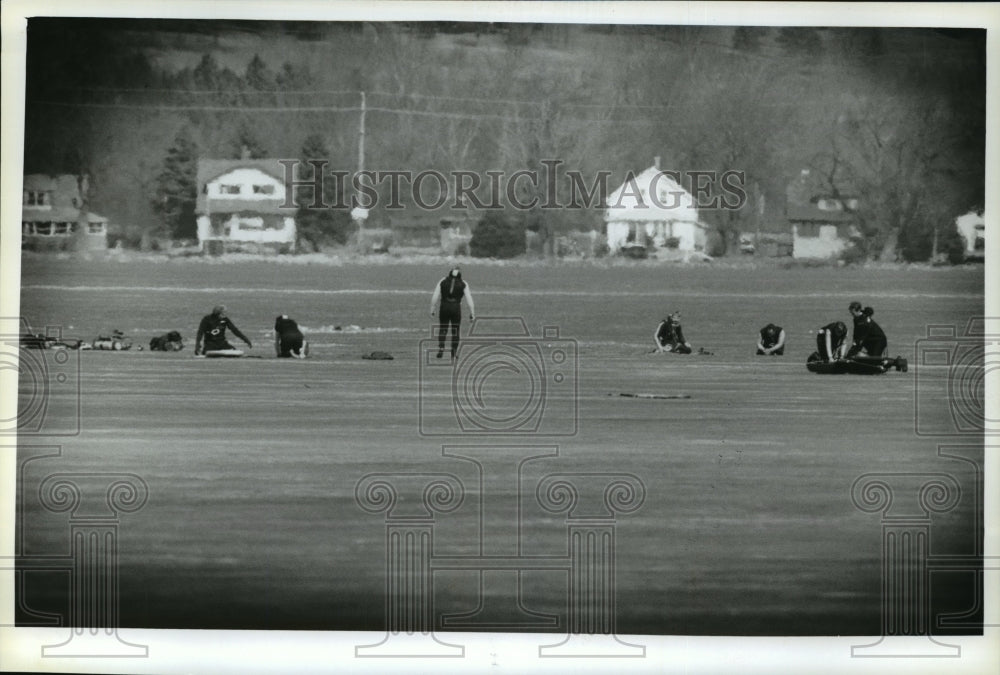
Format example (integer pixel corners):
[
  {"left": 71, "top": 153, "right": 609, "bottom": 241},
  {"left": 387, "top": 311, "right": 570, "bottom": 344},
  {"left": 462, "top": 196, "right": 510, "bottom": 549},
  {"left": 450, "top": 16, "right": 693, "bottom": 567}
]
[
  {"left": 241, "top": 144, "right": 251, "bottom": 160},
  {"left": 654, "top": 155, "right": 661, "bottom": 170}
]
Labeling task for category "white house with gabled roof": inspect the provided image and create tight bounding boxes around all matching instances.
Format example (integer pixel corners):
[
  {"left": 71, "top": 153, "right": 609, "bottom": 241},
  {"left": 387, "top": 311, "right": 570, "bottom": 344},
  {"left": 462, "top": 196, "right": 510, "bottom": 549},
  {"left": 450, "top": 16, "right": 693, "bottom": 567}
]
[
  {"left": 605, "top": 161, "right": 707, "bottom": 255},
  {"left": 195, "top": 158, "right": 296, "bottom": 253}
]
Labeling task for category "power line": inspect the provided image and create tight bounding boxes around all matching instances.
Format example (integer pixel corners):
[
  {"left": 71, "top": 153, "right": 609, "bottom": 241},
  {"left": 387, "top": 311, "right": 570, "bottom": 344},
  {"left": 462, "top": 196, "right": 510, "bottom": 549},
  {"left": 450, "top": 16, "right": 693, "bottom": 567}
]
[{"left": 29, "top": 99, "right": 672, "bottom": 124}]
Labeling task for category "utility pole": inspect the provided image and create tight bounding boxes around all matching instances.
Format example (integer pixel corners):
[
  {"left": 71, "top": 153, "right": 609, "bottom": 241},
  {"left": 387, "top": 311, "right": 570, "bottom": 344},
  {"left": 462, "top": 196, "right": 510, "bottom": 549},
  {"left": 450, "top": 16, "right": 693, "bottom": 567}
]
[
  {"left": 358, "top": 90, "right": 366, "bottom": 177},
  {"left": 357, "top": 90, "right": 366, "bottom": 234}
]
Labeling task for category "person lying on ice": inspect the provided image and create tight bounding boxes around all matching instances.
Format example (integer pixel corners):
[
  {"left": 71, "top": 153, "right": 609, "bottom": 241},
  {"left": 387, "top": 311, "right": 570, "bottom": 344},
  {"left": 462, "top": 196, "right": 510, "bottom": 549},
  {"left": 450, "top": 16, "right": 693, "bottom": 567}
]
[
  {"left": 195, "top": 305, "right": 252, "bottom": 356},
  {"left": 654, "top": 311, "right": 693, "bottom": 354}
]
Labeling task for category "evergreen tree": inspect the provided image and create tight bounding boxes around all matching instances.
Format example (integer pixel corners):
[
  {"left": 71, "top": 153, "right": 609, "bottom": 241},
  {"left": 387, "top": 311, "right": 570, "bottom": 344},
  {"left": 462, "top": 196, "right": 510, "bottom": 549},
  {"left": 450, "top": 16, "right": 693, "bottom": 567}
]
[
  {"left": 245, "top": 53, "right": 272, "bottom": 90},
  {"left": 152, "top": 127, "right": 199, "bottom": 240},
  {"left": 229, "top": 120, "right": 268, "bottom": 159},
  {"left": 294, "top": 134, "right": 353, "bottom": 251},
  {"left": 193, "top": 53, "right": 221, "bottom": 90}
]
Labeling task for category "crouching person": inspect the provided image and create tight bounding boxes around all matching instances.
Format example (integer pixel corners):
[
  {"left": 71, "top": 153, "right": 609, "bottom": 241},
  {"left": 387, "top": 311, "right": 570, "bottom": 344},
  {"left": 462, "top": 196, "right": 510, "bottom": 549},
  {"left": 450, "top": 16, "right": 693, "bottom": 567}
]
[
  {"left": 274, "top": 315, "right": 308, "bottom": 359},
  {"left": 756, "top": 323, "right": 786, "bottom": 355},
  {"left": 810, "top": 321, "right": 848, "bottom": 363},
  {"left": 150, "top": 330, "right": 185, "bottom": 352}
]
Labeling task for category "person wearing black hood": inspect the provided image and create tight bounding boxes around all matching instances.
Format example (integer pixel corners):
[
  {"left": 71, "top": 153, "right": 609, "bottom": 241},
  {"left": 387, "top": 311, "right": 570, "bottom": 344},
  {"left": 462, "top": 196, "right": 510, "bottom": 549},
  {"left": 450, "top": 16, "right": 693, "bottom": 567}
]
[
  {"left": 846, "top": 301, "right": 908, "bottom": 372},
  {"left": 847, "top": 301, "right": 887, "bottom": 357},
  {"left": 430, "top": 266, "right": 476, "bottom": 359}
]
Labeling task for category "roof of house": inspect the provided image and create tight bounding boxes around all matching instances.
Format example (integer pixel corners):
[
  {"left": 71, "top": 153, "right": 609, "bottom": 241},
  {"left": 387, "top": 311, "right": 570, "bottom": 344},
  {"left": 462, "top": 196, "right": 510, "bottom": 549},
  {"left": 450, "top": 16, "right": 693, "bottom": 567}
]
[
  {"left": 23, "top": 174, "right": 58, "bottom": 192},
  {"left": 196, "top": 158, "right": 288, "bottom": 187},
  {"left": 195, "top": 159, "right": 293, "bottom": 215},
  {"left": 605, "top": 165, "right": 699, "bottom": 223},
  {"left": 22, "top": 207, "right": 107, "bottom": 223}
]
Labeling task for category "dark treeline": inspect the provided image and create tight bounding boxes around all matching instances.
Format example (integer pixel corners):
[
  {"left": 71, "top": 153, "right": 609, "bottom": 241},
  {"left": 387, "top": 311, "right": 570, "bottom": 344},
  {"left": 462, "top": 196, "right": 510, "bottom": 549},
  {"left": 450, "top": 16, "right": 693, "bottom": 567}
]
[{"left": 22, "top": 19, "right": 985, "bottom": 259}]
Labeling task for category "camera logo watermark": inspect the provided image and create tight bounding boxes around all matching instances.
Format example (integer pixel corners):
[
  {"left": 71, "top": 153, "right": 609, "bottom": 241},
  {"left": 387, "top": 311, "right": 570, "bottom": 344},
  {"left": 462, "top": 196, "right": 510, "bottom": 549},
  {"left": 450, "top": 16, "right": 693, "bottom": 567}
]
[
  {"left": 3, "top": 454, "right": 150, "bottom": 658},
  {"left": 0, "top": 317, "right": 82, "bottom": 437},
  {"left": 355, "top": 450, "right": 646, "bottom": 658},
  {"left": 418, "top": 317, "right": 578, "bottom": 437},
  {"left": 914, "top": 317, "right": 1000, "bottom": 436},
  {"left": 850, "top": 470, "right": 963, "bottom": 657}
]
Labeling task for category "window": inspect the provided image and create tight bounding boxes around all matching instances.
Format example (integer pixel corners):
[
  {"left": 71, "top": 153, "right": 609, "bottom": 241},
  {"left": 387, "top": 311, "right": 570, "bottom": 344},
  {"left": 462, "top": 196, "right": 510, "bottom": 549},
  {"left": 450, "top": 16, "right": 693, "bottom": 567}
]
[
  {"left": 252, "top": 184, "right": 275, "bottom": 195},
  {"left": 88, "top": 222, "right": 105, "bottom": 234},
  {"left": 219, "top": 184, "right": 241, "bottom": 195},
  {"left": 796, "top": 223, "right": 820, "bottom": 237},
  {"left": 845, "top": 198, "right": 859, "bottom": 210},
  {"left": 816, "top": 198, "right": 842, "bottom": 212},
  {"left": 23, "top": 191, "right": 49, "bottom": 206}
]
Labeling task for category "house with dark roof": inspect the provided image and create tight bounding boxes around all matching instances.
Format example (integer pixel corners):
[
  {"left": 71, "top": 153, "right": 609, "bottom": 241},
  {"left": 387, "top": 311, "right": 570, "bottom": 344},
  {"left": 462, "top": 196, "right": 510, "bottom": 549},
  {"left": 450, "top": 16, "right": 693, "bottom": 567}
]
[
  {"left": 21, "top": 174, "right": 108, "bottom": 250},
  {"left": 195, "top": 158, "right": 296, "bottom": 253},
  {"left": 786, "top": 169, "right": 861, "bottom": 259}
]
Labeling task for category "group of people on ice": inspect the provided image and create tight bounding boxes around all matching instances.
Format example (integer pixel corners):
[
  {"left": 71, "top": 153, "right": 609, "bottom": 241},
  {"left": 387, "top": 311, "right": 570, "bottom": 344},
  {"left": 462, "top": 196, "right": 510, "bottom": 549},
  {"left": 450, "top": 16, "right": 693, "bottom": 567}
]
[
  {"left": 653, "top": 300, "right": 907, "bottom": 374},
  {"left": 808, "top": 301, "right": 907, "bottom": 373},
  {"left": 20, "top": 264, "right": 907, "bottom": 375},
  {"left": 190, "top": 305, "right": 309, "bottom": 359}
]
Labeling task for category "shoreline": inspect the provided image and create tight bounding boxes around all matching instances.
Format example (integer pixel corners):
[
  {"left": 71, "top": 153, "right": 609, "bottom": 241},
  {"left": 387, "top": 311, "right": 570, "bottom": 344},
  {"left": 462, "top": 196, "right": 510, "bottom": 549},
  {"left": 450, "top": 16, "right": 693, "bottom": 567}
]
[{"left": 20, "top": 249, "right": 987, "bottom": 272}]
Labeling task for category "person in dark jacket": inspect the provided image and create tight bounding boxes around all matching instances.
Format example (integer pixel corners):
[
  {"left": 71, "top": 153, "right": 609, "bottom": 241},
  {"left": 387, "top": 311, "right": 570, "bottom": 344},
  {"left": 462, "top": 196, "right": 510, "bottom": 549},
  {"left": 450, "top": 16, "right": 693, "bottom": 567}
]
[
  {"left": 756, "top": 323, "right": 786, "bottom": 355},
  {"left": 430, "top": 266, "right": 476, "bottom": 359},
  {"left": 846, "top": 302, "right": 907, "bottom": 371},
  {"left": 847, "top": 301, "right": 888, "bottom": 357},
  {"left": 654, "top": 311, "right": 693, "bottom": 354},
  {"left": 813, "top": 321, "right": 849, "bottom": 362},
  {"left": 274, "top": 315, "right": 308, "bottom": 359},
  {"left": 195, "top": 305, "right": 252, "bottom": 356}
]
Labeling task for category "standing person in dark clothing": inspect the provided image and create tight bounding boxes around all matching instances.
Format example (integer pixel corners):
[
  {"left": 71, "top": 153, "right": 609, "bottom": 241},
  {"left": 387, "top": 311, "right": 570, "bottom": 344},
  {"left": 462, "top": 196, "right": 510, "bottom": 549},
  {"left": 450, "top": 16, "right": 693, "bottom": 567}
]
[
  {"left": 756, "top": 323, "right": 786, "bottom": 355},
  {"left": 195, "top": 305, "right": 252, "bottom": 356},
  {"left": 812, "top": 321, "right": 848, "bottom": 362},
  {"left": 430, "top": 266, "right": 476, "bottom": 359},
  {"left": 654, "top": 311, "right": 693, "bottom": 354},
  {"left": 847, "top": 301, "right": 887, "bottom": 357},
  {"left": 274, "top": 314, "right": 308, "bottom": 359}
]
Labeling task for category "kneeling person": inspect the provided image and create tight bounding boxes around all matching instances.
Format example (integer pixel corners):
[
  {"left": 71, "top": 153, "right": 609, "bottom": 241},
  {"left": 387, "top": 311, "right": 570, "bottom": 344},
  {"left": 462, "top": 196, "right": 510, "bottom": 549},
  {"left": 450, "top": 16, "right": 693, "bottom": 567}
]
[
  {"left": 274, "top": 315, "right": 308, "bottom": 359},
  {"left": 756, "top": 323, "right": 786, "bottom": 355},
  {"left": 195, "top": 305, "right": 252, "bottom": 356},
  {"left": 654, "top": 311, "right": 693, "bottom": 354},
  {"left": 811, "top": 321, "right": 848, "bottom": 363}
]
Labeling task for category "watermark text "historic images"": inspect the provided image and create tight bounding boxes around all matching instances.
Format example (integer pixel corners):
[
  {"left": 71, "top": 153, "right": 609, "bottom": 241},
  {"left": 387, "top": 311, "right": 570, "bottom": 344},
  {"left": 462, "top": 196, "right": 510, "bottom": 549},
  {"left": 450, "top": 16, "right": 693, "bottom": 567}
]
[{"left": 279, "top": 159, "right": 748, "bottom": 212}]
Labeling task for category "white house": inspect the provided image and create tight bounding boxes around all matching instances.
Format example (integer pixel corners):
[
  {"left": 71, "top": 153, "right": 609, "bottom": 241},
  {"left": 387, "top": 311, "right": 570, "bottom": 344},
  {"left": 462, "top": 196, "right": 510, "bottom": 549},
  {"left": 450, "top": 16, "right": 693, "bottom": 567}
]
[
  {"left": 954, "top": 210, "right": 985, "bottom": 260},
  {"left": 605, "top": 164, "right": 707, "bottom": 254},
  {"left": 195, "top": 159, "right": 296, "bottom": 253}
]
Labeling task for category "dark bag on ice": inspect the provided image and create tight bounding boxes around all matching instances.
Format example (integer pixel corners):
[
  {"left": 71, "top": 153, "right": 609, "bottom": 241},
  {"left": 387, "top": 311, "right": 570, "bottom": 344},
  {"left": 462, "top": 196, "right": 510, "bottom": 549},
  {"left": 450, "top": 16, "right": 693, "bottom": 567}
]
[{"left": 150, "top": 331, "right": 184, "bottom": 352}]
